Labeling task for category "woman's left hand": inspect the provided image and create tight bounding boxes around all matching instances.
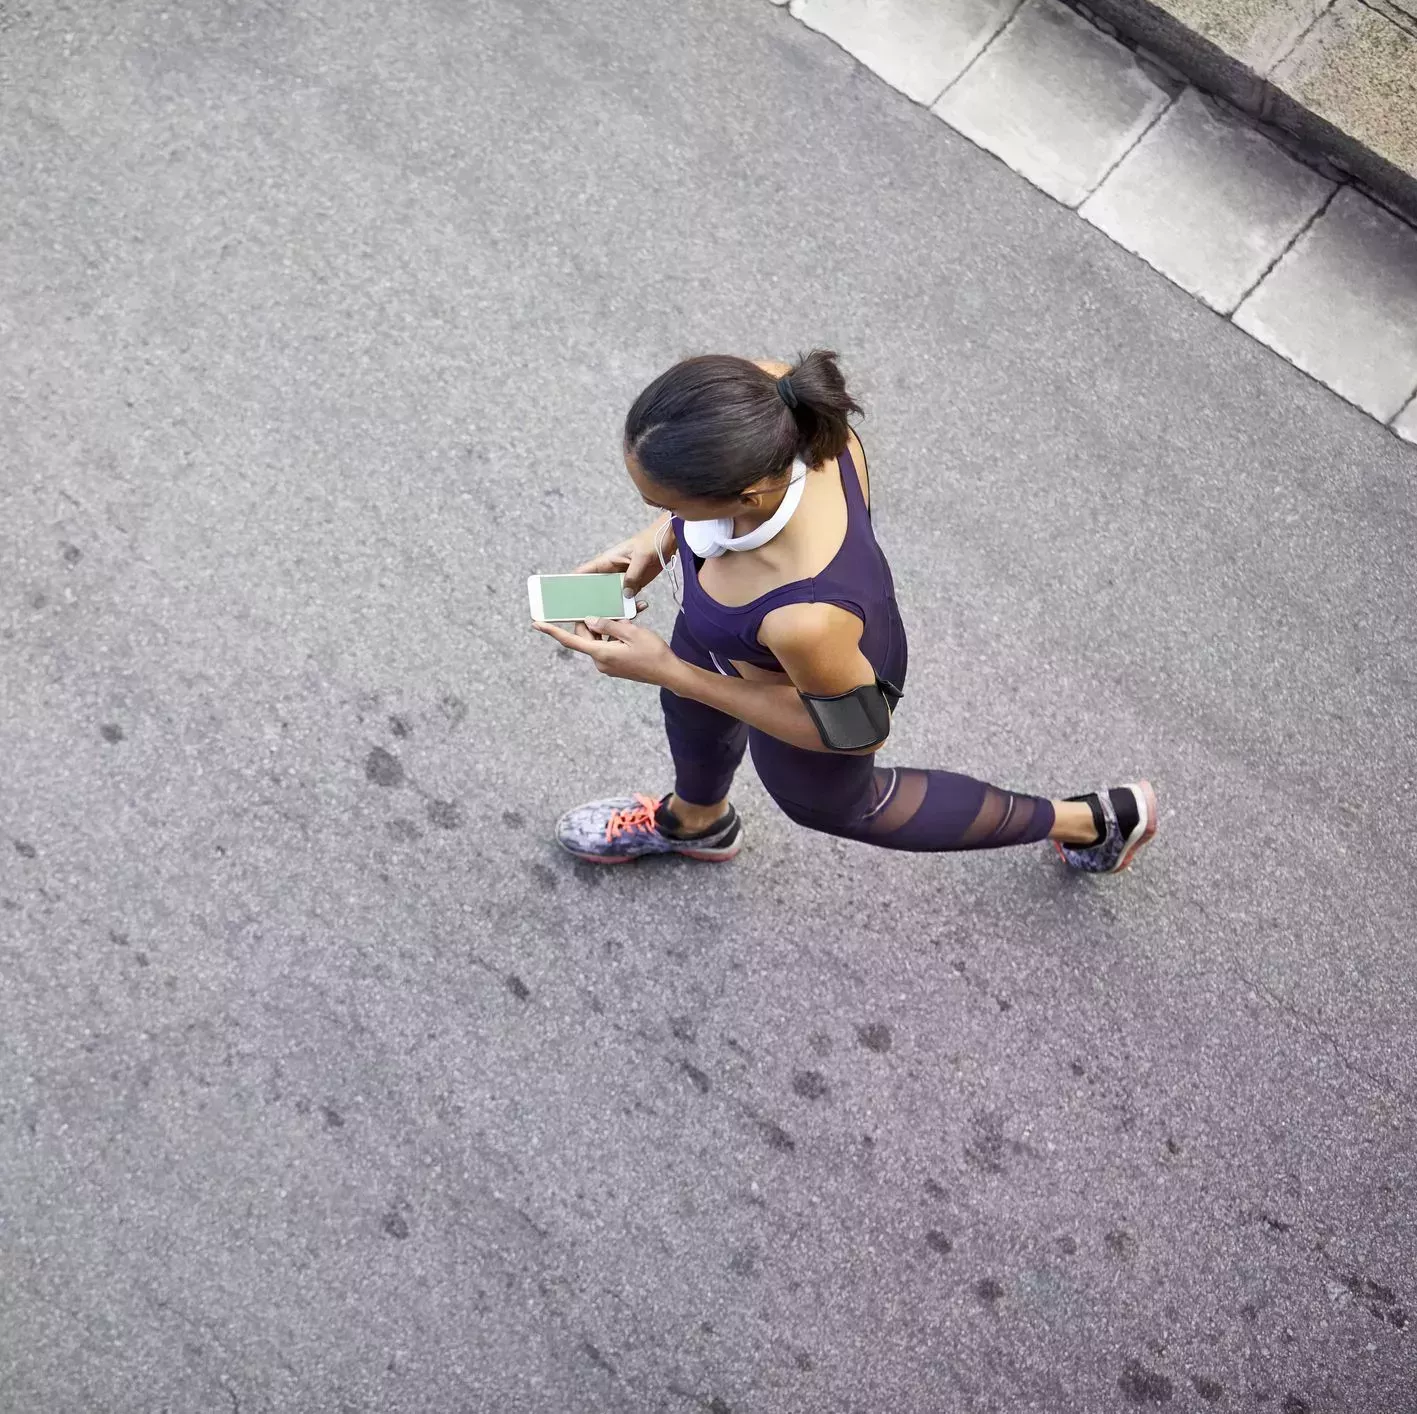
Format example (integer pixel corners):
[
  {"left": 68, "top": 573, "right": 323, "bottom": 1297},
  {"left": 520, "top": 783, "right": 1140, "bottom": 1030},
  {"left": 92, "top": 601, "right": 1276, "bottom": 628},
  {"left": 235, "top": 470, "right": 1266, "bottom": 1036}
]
[{"left": 534, "top": 616, "right": 680, "bottom": 687}]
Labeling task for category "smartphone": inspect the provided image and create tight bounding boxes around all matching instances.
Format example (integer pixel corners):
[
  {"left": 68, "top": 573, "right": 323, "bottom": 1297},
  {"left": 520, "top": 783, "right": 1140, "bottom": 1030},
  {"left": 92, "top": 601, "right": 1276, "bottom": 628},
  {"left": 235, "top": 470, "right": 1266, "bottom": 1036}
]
[{"left": 527, "top": 572, "right": 638, "bottom": 623}]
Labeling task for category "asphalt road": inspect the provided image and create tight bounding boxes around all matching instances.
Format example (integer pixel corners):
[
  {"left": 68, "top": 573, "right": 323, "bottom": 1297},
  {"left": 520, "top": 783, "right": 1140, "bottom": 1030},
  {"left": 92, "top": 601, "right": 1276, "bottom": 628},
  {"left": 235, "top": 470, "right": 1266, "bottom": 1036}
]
[{"left": 2, "top": 2, "right": 1415, "bottom": 1411}]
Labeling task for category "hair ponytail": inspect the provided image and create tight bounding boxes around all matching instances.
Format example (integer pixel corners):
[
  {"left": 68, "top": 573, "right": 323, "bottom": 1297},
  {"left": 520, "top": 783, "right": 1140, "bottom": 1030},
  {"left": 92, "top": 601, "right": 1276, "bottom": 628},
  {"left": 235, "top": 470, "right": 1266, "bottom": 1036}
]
[{"left": 782, "top": 349, "right": 861, "bottom": 468}]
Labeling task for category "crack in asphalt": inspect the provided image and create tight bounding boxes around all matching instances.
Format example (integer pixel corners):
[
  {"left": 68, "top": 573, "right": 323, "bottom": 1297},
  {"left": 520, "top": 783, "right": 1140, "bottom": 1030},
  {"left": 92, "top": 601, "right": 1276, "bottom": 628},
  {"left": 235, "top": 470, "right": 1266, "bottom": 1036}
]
[{"left": 1230, "top": 968, "right": 1398, "bottom": 1097}]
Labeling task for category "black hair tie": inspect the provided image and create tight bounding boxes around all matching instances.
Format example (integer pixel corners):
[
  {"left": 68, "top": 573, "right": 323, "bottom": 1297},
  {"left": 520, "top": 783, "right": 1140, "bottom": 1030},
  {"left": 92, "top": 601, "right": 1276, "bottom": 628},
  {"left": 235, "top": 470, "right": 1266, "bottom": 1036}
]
[{"left": 775, "top": 374, "right": 799, "bottom": 411}]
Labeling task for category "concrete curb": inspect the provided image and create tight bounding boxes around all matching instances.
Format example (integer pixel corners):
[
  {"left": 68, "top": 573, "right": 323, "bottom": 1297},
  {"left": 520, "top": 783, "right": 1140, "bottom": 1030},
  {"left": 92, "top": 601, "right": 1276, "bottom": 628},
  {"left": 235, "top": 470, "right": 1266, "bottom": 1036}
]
[
  {"left": 1063, "top": 0, "right": 1417, "bottom": 223},
  {"left": 777, "top": 0, "right": 1417, "bottom": 444}
]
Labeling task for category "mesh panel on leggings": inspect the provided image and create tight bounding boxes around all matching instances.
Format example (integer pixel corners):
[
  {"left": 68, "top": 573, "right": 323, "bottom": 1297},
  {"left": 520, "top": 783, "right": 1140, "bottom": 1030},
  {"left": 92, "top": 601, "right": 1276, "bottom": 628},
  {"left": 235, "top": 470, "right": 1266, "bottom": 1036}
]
[{"left": 858, "top": 767, "right": 1053, "bottom": 851}]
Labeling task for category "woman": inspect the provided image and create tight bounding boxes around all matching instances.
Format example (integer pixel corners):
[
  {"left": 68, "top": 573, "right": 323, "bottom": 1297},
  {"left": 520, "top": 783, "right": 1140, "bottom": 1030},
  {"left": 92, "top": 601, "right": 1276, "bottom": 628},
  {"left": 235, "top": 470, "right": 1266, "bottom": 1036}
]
[{"left": 535, "top": 351, "right": 1156, "bottom": 873}]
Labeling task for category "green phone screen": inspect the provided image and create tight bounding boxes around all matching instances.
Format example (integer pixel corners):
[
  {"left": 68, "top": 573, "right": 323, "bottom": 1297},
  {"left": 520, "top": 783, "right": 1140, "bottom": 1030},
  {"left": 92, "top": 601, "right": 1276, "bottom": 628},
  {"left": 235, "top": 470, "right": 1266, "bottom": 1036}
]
[{"left": 538, "top": 573, "right": 626, "bottom": 621}]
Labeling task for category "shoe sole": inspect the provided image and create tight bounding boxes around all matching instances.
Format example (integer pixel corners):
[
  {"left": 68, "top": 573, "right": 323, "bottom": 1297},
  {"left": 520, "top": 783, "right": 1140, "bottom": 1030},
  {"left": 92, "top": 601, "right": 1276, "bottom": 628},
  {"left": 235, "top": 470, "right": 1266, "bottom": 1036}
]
[
  {"left": 558, "top": 830, "right": 744, "bottom": 866},
  {"left": 563, "top": 842, "right": 743, "bottom": 865},
  {"left": 1052, "top": 780, "right": 1158, "bottom": 874},
  {"left": 1114, "top": 779, "right": 1158, "bottom": 872}
]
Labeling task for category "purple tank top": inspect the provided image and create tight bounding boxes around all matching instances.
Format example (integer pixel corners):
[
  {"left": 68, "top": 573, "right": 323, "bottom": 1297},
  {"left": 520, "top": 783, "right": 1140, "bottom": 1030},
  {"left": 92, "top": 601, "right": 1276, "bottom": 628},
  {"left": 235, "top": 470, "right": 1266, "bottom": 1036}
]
[{"left": 673, "top": 444, "right": 901, "bottom": 675}]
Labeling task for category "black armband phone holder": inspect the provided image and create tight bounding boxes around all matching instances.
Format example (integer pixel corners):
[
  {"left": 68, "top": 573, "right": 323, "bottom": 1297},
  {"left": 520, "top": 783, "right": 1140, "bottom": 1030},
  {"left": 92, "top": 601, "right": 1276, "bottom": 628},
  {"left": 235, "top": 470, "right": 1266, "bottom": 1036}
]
[{"left": 800, "top": 677, "right": 902, "bottom": 752}]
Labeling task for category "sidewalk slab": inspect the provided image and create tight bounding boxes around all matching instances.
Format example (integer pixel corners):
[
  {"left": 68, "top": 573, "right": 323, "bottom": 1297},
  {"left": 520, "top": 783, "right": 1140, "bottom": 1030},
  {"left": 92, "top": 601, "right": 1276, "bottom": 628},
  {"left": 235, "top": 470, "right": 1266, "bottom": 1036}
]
[
  {"left": 789, "top": 0, "right": 1020, "bottom": 104},
  {"left": 1080, "top": 89, "right": 1333, "bottom": 313},
  {"left": 1068, "top": 0, "right": 1417, "bottom": 220},
  {"left": 1234, "top": 186, "right": 1417, "bottom": 421},
  {"left": 1394, "top": 397, "right": 1417, "bottom": 445},
  {"left": 932, "top": 0, "right": 1172, "bottom": 206}
]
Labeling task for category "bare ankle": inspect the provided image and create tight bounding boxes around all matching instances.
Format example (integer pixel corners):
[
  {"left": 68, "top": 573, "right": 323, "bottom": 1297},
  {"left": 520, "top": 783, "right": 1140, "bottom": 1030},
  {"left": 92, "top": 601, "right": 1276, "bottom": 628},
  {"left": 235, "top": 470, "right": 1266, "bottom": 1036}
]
[
  {"left": 668, "top": 794, "right": 729, "bottom": 832},
  {"left": 1049, "top": 799, "right": 1101, "bottom": 846}
]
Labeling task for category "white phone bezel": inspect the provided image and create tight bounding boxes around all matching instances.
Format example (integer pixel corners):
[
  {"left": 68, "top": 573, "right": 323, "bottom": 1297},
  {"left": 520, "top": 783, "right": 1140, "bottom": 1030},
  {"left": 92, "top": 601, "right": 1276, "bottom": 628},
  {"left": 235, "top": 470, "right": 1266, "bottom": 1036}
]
[
  {"left": 527, "top": 573, "right": 546, "bottom": 622},
  {"left": 527, "top": 573, "right": 637, "bottom": 623}
]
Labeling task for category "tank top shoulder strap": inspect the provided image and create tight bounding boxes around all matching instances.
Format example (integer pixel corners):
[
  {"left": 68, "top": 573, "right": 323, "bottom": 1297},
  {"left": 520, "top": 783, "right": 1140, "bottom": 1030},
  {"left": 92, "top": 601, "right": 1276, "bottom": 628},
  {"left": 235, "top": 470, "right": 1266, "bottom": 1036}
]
[{"left": 835, "top": 442, "right": 870, "bottom": 523}]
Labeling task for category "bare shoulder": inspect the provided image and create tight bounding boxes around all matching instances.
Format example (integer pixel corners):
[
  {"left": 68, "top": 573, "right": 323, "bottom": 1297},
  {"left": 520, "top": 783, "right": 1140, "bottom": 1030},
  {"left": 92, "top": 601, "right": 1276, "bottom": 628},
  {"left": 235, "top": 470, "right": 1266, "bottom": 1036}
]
[
  {"left": 753, "top": 357, "right": 793, "bottom": 377},
  {"left": 759, "top": 601, "right": 871, "bottom": 694},
  {"left": 759, "top": 600, "right": 863, "bottom": 656}
]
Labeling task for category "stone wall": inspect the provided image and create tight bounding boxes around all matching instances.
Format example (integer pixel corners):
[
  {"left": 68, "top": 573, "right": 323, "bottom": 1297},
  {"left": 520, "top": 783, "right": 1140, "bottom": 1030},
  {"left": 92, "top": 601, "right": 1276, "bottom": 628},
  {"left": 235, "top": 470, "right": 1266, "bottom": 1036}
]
[{"left": 1072, "top": 0, "right": 1417, "bottom": 216}]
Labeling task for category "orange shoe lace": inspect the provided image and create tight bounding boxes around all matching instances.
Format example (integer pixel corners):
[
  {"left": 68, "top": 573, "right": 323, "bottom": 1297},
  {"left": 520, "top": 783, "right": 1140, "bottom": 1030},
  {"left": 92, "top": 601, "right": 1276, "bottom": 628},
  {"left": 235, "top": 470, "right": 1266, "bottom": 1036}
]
[{"left": 605, "top": 794, "right": 662, "bottom": 843}]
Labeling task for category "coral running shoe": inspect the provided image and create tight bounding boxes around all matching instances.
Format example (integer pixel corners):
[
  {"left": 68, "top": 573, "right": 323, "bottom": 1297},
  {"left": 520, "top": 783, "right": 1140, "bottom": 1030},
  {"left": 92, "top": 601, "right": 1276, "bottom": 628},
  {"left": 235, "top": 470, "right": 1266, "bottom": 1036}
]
[
  {"left": 1055, "top": 781, "right": 1157, "bottom": 874},
  {"left": 555, "top": 793, "right": 743, "bottom": 865}
]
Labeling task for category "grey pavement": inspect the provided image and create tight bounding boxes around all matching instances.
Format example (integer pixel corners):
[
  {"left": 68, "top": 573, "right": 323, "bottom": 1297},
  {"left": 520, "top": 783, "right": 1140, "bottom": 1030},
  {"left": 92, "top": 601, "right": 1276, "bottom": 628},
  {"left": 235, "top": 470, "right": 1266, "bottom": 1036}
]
[
  {"left": 2, "top": 1, "right": 1415, "bottom": 1412},
  {"left": 788, "top": 0, "right": 1417, "bottom": 438}
]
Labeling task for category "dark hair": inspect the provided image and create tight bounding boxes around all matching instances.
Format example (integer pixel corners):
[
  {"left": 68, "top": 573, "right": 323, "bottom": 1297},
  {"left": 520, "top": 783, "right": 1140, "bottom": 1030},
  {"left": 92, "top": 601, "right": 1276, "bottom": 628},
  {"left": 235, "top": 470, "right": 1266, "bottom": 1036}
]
[{"left": 624, "top": 350, "right": 862, "bottom": 500}]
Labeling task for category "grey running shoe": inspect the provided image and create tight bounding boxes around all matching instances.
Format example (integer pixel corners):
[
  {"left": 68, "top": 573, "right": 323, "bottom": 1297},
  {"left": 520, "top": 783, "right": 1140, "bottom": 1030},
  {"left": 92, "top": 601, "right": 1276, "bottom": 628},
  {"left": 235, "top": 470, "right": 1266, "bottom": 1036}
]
[
  {"left": 1055, "top": 781, "right": 1157, "bottom": 874},
  {"left": 555, "top": 793, "right": 743, "bottom": 865}
]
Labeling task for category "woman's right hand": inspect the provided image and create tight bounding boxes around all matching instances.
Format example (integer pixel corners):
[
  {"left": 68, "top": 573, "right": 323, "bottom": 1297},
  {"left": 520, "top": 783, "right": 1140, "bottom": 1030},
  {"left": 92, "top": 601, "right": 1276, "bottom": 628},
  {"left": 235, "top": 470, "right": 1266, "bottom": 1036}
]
[{"left": 573, "top": 519, "right": 672, "bottom": 597}]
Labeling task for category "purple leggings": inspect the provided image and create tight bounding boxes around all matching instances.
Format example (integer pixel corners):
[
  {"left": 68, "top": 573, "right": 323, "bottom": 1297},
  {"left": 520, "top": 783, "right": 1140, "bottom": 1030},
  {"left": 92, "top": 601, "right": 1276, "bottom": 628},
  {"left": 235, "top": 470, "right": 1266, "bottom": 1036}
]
[{"left": 660, "top": 617, "right": 1055, "bottom": 852}]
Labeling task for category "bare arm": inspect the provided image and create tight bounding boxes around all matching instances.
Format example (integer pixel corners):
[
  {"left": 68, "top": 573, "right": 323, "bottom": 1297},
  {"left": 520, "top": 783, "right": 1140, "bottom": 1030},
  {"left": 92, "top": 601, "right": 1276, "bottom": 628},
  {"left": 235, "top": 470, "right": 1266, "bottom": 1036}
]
[
  {"left": 660, "top": 662, "right": 832, "bottom": 752},
  {"left": 660, "top": 602, "right": 887, "bottom": 755}
]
